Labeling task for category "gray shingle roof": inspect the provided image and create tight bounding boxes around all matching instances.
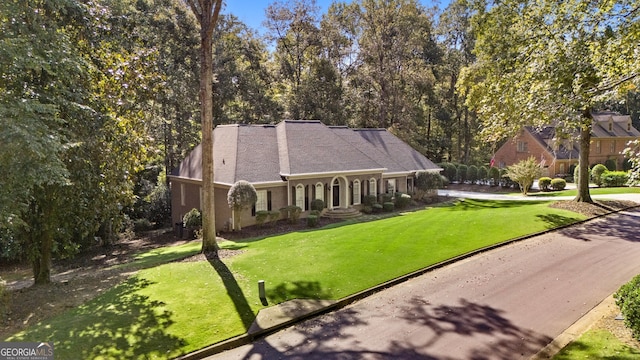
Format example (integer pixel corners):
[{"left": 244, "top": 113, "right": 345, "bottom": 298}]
[{"left": 172, "top": 120, "right": 442, "bottom": 184}]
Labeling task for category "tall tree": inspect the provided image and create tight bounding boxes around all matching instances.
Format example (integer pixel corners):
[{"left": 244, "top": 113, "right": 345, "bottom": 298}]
[
  {"left": 185, "top": 0, "right": 223, "bottom": 254},
  {"left": 461, "top": 0, "right": 639, "bottom": 202}
]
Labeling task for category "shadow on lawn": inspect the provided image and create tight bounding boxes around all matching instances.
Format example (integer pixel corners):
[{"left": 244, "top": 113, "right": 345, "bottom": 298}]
[
  {"left": 266, "top": 280, "right": 334, "bottom": 304},
  {"left": 206, "top": 253, "right": 256, "bottom": 330},
  {"left": 10, "top": 277, "right": 186, "bottom": 359},
  {"left": 536, "top": 213, "right": 582, "bottom": 229}
]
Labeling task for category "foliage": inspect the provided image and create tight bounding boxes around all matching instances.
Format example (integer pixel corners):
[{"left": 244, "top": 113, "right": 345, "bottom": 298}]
[
  {"left": 624, "top": 140, "right": 640, "bottom": 185},
  {"left": 255, "top": 211, "right": 270, "bottom": 227},
  {"left": 363, "top": 195, "right": 378, "bottom": 207},
  {"left": 601, "top": 171, "right": 630, "bottom": 187},
  {"left": 183, "top": 208, "right": 202, "bottom": 228},
  {"left": 462, "top": 0, "right": 640, "bottom": 203},
  {"left": 372, "top": 203, "right": 384, "bottom": 213},
  {"left": 457, "top": 164, "right": 468, "bottom": 183},
  {"left": 394, "top": 193, "right": 412, "bottom": 209},
  {"left": 605, "top": 159, "right": 617, "bottom": 172},
  {"left": 307, "top": 215, "right": 319, "bottom": 227},
  {"left": 550, "top": 178, "right": 567, "bottom": 191},
  {"left": 591, "top": 164, "right": 608, "bottom": 187},
  {"left": 488, "top": 167, "right": 500, "bottom": 186},
  {"left": 310, "top": 199, "right": 325, "bottom": 212},
  {"left": 466, "top": 165, "right": 478, "bottom": 184},
  {"left": 441, "top": 163, "right": 458, "bottom": 182},
  {"left": 538, "top": 177, "right": 552, "bottom": 192},
  {"left": 383, "top": 202, "right": 395, "bottom": 212},
  {"left": 505, "top": 157, "right": 542, "bottom": 195},
  {"left": 280, "top": 206, "right": 302, "bottom": 224},
  {"left": 478, "top": 166, "right": 488, "bottom": 184},
  {"left": 227, "top": 180, "right": 257, "bottom": 231},
  {"left": 615, "top": 274, "right": 640, "bottom": 340},
  {"left": 415, "top": 171, "right": 443, "bottom": 200}
]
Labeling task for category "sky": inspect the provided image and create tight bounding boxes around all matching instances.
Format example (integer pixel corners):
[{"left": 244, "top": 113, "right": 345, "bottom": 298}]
[{"left": 223, "top": 0, "right": 451, "bottom": 35}]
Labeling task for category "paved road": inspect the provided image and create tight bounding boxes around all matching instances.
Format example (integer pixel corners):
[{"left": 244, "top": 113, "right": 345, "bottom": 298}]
[
  {"left": 208, "top": 208, "right": 640, "bottom": 360},
  {"left": 438, "top": 189, "right": 640, "bottom": 203}
]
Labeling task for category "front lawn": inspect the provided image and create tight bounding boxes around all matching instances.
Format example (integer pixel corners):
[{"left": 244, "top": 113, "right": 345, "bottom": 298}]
[
  {"left": 553, "top": 329, "right": 640, "bottom": 360},
  {"left": 6, "top": 200, "right": 586, "bottom": 359}
]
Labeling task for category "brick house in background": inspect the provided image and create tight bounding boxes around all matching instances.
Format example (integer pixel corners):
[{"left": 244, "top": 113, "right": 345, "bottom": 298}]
[
  {"left": 492, "top": 111, "right": 640, "bottom": 177},
  {"left": 169, "top": 120, "right": 442, "bottom": 231}
]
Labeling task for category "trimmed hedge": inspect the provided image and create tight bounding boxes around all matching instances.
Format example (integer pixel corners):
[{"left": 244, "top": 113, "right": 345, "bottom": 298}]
[
  {"left": 550, "top": 178, "right": 567, "bottom": 191},
  {"left": 383, "top": 202, "right": 395, "bottom": 212},
  {"left": 310, "top": 199, "right": 325, "bottom": 212},
  {"left": 280, "top": 205, "right": 302, "bottom": 223},
  {"left": 601, "top": 171, "right": 629, "bottom": 187},
  {"left": 307, "top": 215, "right": 318, "bottom": 227},
  {"left": 615, "top": 274, "right": 640, "bottom": 340},
  {"left": 538, "top": 177, "right": 552, "bottom": 191},
  {"left": 591, "top": 164, "right": 608, "bottom": 187},
  {"left": 394, "top": 192, "right": 411, "bottom": 209}
]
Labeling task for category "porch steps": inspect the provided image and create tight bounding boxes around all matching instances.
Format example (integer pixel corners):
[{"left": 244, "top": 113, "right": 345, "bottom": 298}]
[{"left": 322, "top": 207, "right": 362, "bottom": 220}]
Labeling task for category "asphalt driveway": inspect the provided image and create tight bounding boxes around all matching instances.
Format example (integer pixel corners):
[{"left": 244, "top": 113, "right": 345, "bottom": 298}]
[{"left": 207, "top": 208, "right": 640, "bottom": 359}]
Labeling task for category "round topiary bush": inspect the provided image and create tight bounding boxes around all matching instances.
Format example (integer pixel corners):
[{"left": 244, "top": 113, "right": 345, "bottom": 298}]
[
  {"left": 538, "top": 177, "right": 552, "bottom": 191},
  {"left": 457, "top": 164, "right": 468, "bottom": 183},
  {"left": 605, "top": 158, "right": 617, "bottom": 171},
  {"left": 550, "top": 178, "right": 566, "bottom": 191},
  {"left": 310, "top": 199, "right": 325, "bottom": 212},
  {"left": 307, "top": 215, "right": 318, "bottom": 227},
  {"left": 591, "top": 164, "right": 608, "bottom": 187}
]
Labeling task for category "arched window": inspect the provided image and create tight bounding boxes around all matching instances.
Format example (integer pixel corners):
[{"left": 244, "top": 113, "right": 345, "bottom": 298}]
[
  {"left": 315, "top": 182, "right": 324, "bottom": 202},
  {"left": 353, "top": 180, "right": 361, "bottom": 205},
  {"left": 369, "top": 178, "right": 377, "bottom": 197},
  {"left": 295, "top": 184, "right": 305, "bottom": 210}
]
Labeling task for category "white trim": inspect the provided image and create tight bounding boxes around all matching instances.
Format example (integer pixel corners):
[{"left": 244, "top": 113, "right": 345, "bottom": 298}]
[
  {"left": 353, "top": 179, "right": 361, "bottom": 205},
  {"left": 295, "top": 184, "right": 305, "bottom": 210},
  {"left": 282, "top": 168, "right": 386, "bottom": 180}
]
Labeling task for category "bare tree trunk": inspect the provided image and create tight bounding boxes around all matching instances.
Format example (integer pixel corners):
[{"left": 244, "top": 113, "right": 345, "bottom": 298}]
[
  {"left": 186, "top": 0, "right": 222, "bottom": 254},
  {"left": 574, "top": 112, "right": 593, "bottom": 203}
]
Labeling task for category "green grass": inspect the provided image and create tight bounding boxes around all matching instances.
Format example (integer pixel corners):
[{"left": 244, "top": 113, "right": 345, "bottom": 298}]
[
  {"left": 6, "top": 200, "right": 587, "bottom": 359},
  {"left": 553, "top": 329, "right": 640, "bottom": 359},
  {"left": 112, "top": 241, "right": 202, "bottom": 271},
  {"left": 527, "top": 186, "right": 640, "bottom": 198}
]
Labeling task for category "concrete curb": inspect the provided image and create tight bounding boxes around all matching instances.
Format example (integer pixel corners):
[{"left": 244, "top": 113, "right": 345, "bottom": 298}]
[{"left": 175, "top": 204, "right": 639, "bottom": 360}]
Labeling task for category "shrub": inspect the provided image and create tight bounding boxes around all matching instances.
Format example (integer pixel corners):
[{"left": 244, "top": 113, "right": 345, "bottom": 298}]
[
  {"left": 488, "top": 167, "right": 500, "bottom": 186},
  {"left": 227, "top": 180, "right": 258, "bottom": 231},
  {"left": 441, "top": 163, "right": 457, "bottom": 183},
  {"left": 505, "top": 157, "right": 542, "bottom": 194},
  {"left": 440, "top": 175, "right": 449, "bottom": 187},
  {"left": 362, "top": 205, "right": 373, "bottom": 214},
  {"left": 183, "top": 208, "right": 202, "bottom": 228},
  {"left": 255, "top": 211, "right": 269, "bottom": 227},
  {"left": 394, "top": 193, "right": 411, "bottom": 209},
  {"left": 538, "top": 177, "right": 552, "bottom": 191},
  {"left": 605, "top": 158, "right": 617, "bottom": 171},
  {"left": 457, "top": 164, "right": 468, "bottom": 183},
  {"left": 363, "top": 195, "right": 378, "bottom": 207},
  {"left": 614, "top": 274, "right": 640, "bottom": 340},
  {"left": 268, "top": 210, "right": 281, "bottom": 223},
  {"left": 466, "top": 165, "right": 479, "bottom": 184},
  {"left": 573, "top": 165, "right": 590, "bottom": 186},
  {"left": 601, "top": 171, "right": 629, "bottom": 187},
  {"left": 310, "top": 199, "right": 324, "bottom": 212},
  {"left": 591, "top": 164, "right": 608, "bottom": 187},
  {"left": 280, "top": 205, "right": 302, "bottom": 223},
  {"left": 307, "top": 215, "right": 318, "bottom": 227},
  {"left": 372, "top": 203, "right": 383, "bottom": 213},
  {"left": 478, "top": 166, "right": 489, "bottom": 184},
  {"left": 550, "top": 178, "right": 567, "bottom": 191},
  {"left": 415, "top": 171, "right": 443, "bottom": 200},
  {"left": 380, "top": 193, "right": 393, "bottom": 203},
  {"left": 383, "top": 202, "right": 395, "bottom": 212},
  {"left": 133, "top": 218, "right": 153, "bottom": 232}
]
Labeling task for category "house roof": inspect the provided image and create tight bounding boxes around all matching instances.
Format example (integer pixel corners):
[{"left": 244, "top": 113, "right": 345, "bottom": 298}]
[
  {"left": 171, "top": 120, "right": 441, "bottom": 185},
  {"left": 523, "top": 112, "right": 638, "bottom": 160}
]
